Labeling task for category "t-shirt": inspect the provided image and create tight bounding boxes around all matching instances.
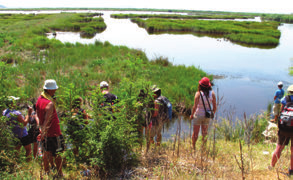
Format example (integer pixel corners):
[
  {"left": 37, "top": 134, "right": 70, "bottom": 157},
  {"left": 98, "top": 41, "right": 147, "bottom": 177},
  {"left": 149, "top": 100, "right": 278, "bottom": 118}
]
[
  {"left": 275, "top": 89, "right": 285, "bottom": 104},
  {"left": 281, "top": 95, "right": 293, "bottom": 106},
  {"left": 3, "top": 109, "right": 28, "bottom": 139}
]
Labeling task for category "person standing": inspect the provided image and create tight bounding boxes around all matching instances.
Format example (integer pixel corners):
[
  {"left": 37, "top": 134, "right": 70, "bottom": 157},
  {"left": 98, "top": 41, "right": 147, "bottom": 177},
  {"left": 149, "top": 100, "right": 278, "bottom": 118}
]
[
  {"left": 270, "top": 85, "right": 293, "bottom": 175},
  {"left": 190, "top": 77, "right": 217, "bottom": 151},
  {"left": 3, "top": 96, "right": 32, "bottom": 162},
  {"left": 27, "top": 104, "right": 40, "bottom": 159},
  {"left": 271, "top": 82, "right": 285, "bottom": 123},
  {"left": 36, "top": 79, "right": 64, "bottom": 176}
]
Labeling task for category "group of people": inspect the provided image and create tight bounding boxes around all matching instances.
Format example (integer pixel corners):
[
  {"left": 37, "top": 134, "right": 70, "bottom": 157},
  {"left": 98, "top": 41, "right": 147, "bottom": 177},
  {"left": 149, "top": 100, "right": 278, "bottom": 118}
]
[
  {"left": 11, "top": 77, "right": 293, "bottom": 176},
  {"left": 3, "top": 77, "right": 219, "bottom": 176}
]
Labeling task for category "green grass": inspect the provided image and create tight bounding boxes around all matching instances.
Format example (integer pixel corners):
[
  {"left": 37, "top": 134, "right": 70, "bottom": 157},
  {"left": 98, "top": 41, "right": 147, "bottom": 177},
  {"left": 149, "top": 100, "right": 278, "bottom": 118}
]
[
  {"left": 111, "top": 13, "right": 255, "bottom": 20},
  {"left": 0, "top": 13, "right": 207, "bottom": 109},
  {"left": 131, "top": 18, "right": 280, "bottom": 47}
]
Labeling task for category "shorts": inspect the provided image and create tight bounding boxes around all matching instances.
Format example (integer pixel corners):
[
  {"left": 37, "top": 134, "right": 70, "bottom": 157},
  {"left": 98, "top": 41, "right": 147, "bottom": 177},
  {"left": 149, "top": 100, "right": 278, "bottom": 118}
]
[
  {"left": 28, "top": 128, "right": 40, "bottom": 143},
  {"left": 18, "top": 135, "right": 31, "bottom": 147},
  {"left": 193, "top": 115, "right": 211, "bottom": 125},
  {"left": 42, "top": 135, "right": 65, "bottom": 156},
  {"left": 278, "top": 131, "right": 293, "bottom": 147},
  {"left": 273, "top": 103, "right": 281, "bottom": 116}
]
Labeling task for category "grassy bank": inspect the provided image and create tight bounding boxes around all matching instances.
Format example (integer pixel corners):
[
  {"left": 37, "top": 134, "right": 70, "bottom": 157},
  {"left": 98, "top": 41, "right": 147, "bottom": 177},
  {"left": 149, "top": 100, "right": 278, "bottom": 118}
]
[
  {"left": 111, "top": 13, "right": 254, "bottom": 20},
  {"left": 0, "top": 13, "right": 208, "bottom": 109},
  {"left": 2, "top": 112, "right": 290, "bottom": 179},
  {"left": 131, "top": 18, "right": 280, "bottom": 47},
  {"left": 261, "top": 14, "right": 293, "bottom": 23}
]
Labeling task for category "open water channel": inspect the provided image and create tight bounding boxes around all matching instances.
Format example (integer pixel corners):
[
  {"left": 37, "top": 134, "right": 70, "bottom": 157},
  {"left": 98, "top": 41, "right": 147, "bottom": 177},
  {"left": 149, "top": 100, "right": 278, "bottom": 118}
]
[{"left": 3, "top": 10, "right": 293, "bottom": 139}]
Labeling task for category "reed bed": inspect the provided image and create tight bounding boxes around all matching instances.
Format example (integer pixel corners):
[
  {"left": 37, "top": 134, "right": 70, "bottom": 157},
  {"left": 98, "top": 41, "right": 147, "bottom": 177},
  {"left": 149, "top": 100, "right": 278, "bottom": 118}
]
[{"left": 131, "top": 18, "right": 281, "bottom": 47}]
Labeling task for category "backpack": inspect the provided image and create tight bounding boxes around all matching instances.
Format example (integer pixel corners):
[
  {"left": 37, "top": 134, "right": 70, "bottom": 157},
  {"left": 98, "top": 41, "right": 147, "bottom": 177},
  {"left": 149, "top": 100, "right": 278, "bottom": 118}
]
[
  {"left": 279, "top": 96, "right": 293, "bottom": 130},
  {"left": 100, "top": 93, "right": 118, "bottom": 112},
  {"left": 157, "top": 96, "right": 172, "bottom": 121}
]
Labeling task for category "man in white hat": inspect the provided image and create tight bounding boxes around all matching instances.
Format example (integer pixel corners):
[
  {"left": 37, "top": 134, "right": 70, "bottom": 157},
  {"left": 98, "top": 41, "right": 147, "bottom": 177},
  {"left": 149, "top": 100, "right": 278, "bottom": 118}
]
[
  {"left": 271, "top": 82, "right": 284, "bottom": 123},
  {"left": 36, "top": 79, "right": 64, "bottom": 176},
  {"left": 100, "top": 81, "right": 118, "bottom": 110}
]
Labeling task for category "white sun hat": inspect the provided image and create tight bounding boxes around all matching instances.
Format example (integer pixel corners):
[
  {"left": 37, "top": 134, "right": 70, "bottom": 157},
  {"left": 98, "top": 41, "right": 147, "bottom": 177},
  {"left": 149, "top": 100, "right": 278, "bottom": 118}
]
[
  {"left": 278, "top": 81, "right": 283, "bottom": 86},
  {"left": 43, "top": 79, "right": 58, "bottom": 90},
  {"left": 100, "top": 81, "right": 109, "bottom": 88},
  {"left": 8, "top": 96, "right": 20, "bottom": 101}
]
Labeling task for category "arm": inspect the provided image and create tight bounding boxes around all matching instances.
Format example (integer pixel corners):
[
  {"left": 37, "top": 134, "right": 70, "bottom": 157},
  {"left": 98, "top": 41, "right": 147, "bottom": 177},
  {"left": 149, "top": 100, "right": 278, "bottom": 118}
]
[
  {"left": 274, "top": 96, "right": 277, "bottom": 101},
  {"left": 17, "top": 107, "right": 32, "bottom": 126},
  {"left": 190, "top": 92, "right": 200, "bottom": 119},
  {"left": 212, "top": 91, "right": 217, "bottom": 114},
  {"left": 40, "top": 102, "right": 54, "bottom": 139}
]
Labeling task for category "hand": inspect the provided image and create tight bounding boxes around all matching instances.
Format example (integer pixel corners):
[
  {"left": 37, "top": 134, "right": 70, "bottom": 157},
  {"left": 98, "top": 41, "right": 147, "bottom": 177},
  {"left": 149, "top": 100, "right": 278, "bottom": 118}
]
[{"left": 190, "top": 115, "right": 193, "bottom": 119}]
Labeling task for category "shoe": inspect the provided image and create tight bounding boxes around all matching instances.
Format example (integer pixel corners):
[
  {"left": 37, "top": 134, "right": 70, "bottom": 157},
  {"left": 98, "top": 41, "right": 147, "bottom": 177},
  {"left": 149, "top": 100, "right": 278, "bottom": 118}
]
[{"left": 268, "top": 165, "right": 274, "bottom": 170}]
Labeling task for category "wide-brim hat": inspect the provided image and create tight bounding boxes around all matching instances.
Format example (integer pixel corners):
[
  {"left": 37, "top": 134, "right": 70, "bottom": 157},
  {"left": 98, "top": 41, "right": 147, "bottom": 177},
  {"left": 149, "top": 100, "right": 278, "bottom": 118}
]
[
  {"left": 43, "top": 79, "right": 58, "bottom": 90},
  {"left": 151, "top": 85, "right": 161, "bottom": 92},
  {"left": 8, "top": 96, "right": 20, "bottom": 101},
  {"left": 199, "top": 77, "right": 211, "bottom": 88},
  {"left": 100, "top": 81, "right": 109, "bottom": 88}
]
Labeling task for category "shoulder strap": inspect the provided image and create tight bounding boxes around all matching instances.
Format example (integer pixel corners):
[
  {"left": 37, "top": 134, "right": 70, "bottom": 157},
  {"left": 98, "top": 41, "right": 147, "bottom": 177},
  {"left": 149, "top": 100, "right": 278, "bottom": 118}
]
[
  {"left": 200, "top": 92, "right": 207, "bottom": 113},
  {"left": 205, "top": 92, "right": 213, "bottom": 111}
]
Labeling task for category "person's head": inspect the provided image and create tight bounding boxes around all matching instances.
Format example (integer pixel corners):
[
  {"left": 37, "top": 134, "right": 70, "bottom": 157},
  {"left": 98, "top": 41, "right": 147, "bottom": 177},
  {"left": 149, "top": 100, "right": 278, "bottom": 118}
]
[
  {"left": 287, "top": 85, "right": 293, "bottom": 95},
  {"left": 43, "top": 79, "right": 58, "bottom": 96},
  {"left": 151, "top": 85, "right": 161, "bottom": 99},
  {"left": 6, "top": 96, "right": 20, "bottom": 109},
  {"left": 72, "top": 97, "right": 83, "bottom": 109},
  {"left": 278, "top": 81, "right": 283, "bottom": 89},
  {"left": 100, "top": 81, "right": 109, "bottom": 91},
  {"left": 198, "top": 77, "right": 212, "bottom": 93}
]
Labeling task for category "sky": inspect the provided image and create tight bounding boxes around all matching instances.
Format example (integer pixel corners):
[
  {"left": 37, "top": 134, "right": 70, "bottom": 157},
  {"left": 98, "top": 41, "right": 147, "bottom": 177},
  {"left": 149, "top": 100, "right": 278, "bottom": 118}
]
[{"left": 0, "top": 0, "right": 292, "bottom": 14}]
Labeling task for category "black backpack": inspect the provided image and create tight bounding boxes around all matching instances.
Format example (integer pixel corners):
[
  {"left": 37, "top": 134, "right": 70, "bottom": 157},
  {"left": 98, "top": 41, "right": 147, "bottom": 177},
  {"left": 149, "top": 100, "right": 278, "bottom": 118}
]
[
  {"left": 279, "top": 95, "right": 293, "bottom": 131},
  {"left": 100, "top": 93, "right": 118, "bottom": 112},
  {"left": 157, "top": 96, "right": 172, "bottom": 121}
]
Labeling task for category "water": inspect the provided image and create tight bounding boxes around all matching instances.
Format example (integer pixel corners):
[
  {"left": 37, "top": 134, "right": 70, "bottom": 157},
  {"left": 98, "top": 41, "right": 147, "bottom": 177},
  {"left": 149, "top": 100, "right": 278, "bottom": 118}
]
[
  {"left": 46, "top": 11, "right": 293, "bottom": 118},
  {"left": 3, "top": 10, "right": 293, "bottom": 138}
]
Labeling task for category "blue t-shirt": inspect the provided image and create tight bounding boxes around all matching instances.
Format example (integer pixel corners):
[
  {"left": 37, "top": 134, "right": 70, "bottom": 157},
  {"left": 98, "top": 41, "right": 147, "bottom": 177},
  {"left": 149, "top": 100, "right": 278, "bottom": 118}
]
[
  {"left": 275, "top": 89, "right": 285, "bottom": 104},
  {"left": 3, "top": 109, "right": 28, "bottom": 139},
  {"left": 281, "top": 95, "right": 293, "bottom": 106}
]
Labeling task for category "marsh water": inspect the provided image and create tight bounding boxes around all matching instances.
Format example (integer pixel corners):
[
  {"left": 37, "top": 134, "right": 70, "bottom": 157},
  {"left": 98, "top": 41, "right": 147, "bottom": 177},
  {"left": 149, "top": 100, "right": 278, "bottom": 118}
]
[{"left": 3, "top": 10, "right": 293, "bottom": 139}]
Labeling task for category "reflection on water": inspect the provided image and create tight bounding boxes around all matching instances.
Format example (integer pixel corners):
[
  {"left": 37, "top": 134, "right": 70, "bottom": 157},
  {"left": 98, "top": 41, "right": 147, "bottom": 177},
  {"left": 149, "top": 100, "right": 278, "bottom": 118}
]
[
  {"left": 3, "top": 10, "right": 292, "bottom": 138},
  {"left": 47, "top": 12, "right": 293, "bottom": 121}
]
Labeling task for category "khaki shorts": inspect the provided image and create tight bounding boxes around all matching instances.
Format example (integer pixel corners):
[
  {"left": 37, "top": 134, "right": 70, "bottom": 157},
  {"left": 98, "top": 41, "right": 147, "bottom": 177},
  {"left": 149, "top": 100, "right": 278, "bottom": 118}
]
[
  {"left": 273, "top": 103, "right": 281, "bottom": 116},
  {"left": 193, "top": 115, "right": 211, "bottom": 125}
]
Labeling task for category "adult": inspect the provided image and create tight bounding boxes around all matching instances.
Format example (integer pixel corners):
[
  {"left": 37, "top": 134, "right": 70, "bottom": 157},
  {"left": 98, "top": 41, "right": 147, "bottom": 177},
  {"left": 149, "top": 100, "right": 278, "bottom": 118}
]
[
  {"left": 190, "top": 77, "right": 217, "bottom": 150},
  {"left": 36, "top": 79, "right": 64, "bottom": 176},
  {"left": 28, "top": 104, "right": 40, "bottom": 159},
  {"left": 3, "top": 96, "right": 32, "bottom": 162},
  {"left": 67, "top": 97, "right": 89, "bottom": 156},
  {"left": 271, "top": 81, "right": 285, "bottom": 123},
  {"left": 270, "top": 85, "right": 293, "bottom": 175},
  {"left": 100, "top": 81, "right": 118, "bottom": 111},
  {"left": 146, "top": 85, "right": 164, "bottom": 151}
]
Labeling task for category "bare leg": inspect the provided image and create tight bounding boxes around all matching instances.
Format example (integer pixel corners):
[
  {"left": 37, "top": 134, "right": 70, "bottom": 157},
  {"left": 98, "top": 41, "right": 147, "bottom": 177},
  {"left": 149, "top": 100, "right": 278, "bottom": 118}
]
[
  {"left": 192, "top": 125, "right": 200, "bottom": 150},
  {"left": 290, "top": 146, "right": 293, "bottom": 170},
  {"left": 43, "top": 151, "right": 52, "bottom": 173},
  {"left": 201, "top": 125, "right": 209, "bottom": 146},
  {"left": 55, "top": 155, "right": 63, "bottom": 176},
  {"left": 23, "top": 144, "right": 32, "bottom": 162},
  {"left": 271, "top": 144, "right": 285, "bottom": 167},
  {"left": 33, "top": 142, "right": 38, "bottom": 158}
]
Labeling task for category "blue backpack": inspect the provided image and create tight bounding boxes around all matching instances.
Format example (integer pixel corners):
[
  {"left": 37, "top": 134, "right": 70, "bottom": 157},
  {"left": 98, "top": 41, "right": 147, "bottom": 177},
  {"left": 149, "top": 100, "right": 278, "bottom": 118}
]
[{"left": 157, "top": 96, "right": 172, "bottom": 121}]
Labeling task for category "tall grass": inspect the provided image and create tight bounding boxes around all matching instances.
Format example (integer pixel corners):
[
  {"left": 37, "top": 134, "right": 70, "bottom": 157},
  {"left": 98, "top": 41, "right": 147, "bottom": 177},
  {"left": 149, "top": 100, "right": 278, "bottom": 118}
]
[{"left": 131, "top": 18, "right": 280, "bottom": 47}]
